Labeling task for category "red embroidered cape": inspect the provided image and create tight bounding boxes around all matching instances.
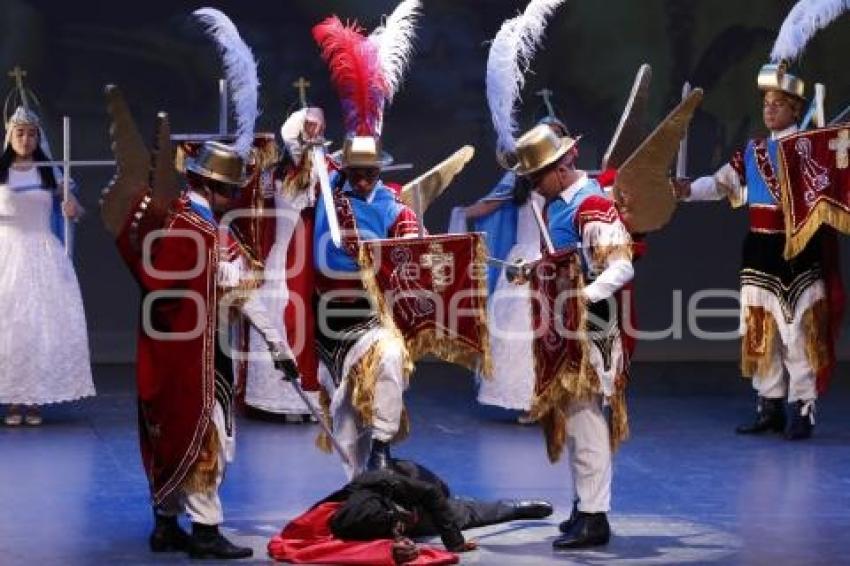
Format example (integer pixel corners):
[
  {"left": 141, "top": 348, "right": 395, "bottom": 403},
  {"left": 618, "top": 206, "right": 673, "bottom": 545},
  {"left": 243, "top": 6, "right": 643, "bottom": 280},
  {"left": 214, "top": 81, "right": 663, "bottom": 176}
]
[{"left": 115, "top": 196, "right": 218, "bottom": 505}]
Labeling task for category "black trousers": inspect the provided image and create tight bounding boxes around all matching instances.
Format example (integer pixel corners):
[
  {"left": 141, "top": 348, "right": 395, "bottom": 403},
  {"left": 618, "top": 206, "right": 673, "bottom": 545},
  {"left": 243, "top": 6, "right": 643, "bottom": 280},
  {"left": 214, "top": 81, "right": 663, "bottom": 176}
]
[{"left": 412, "top": 498, "right": 516, "bottom": 537}]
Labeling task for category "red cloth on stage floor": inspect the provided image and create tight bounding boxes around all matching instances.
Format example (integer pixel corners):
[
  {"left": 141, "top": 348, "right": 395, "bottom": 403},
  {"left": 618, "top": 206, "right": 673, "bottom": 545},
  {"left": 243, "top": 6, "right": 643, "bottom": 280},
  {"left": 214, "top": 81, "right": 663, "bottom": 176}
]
[{"left": 267, "top": 502, "right": 459, "bottom": 565}]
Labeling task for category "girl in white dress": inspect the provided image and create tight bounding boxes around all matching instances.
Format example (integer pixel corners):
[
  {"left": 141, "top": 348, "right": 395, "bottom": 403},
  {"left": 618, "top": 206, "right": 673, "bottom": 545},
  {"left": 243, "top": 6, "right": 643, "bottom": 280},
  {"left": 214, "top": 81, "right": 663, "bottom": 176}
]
[
  {"left": 452, "top": 175, "right": 542, "bottom": 414},
  {"left": 448, "top": 117, "right": 568, "bottom": 418},
  {"left": 0, "top": 106, "right": 95, "bottom": 425}
]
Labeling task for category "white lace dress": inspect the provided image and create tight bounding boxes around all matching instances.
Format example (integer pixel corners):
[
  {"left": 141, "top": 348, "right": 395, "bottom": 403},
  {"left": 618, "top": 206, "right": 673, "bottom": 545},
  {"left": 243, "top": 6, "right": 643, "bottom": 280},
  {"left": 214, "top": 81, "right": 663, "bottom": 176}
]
[
  {"left": 0, "top": 167, "right": 95, "bottom": 405},
  {"left": 245, "top": 188, "right": 319, "bottom": 415},
  {"left": 476, "top": 193, "right": 543, "bottom": 411}
]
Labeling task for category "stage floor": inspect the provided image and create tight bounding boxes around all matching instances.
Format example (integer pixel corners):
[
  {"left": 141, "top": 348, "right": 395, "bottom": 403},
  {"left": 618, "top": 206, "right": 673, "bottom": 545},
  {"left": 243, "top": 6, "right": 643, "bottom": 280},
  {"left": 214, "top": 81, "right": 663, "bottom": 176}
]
[{"left": 1, "top": 362, "right": 848, "bottom": 565}]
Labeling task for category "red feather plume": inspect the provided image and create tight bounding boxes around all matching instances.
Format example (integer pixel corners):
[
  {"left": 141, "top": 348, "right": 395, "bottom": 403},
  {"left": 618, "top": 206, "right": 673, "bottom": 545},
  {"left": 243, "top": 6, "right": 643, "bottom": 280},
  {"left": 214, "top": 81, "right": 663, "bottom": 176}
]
[{"left": 312, "top": 16, "right": 389, "bottom": 136}]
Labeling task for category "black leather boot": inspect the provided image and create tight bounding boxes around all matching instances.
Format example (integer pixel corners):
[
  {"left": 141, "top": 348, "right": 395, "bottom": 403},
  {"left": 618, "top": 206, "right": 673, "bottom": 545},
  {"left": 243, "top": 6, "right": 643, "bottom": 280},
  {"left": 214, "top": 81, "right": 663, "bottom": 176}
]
[
  {"left": 506, "top": 499, "right": 553, "bottom": 520},
  {"left": 735, "top": 396, "right": 786, "bottom": 434},
  {"left": 188, "top": 523, "right": 253, "bottom": 560},
  {"left": 558, "top": 499, "right": 579, "bottom": 533},
  {"left": 552, "top": 511, "right": 610, "bottom": 549},
  {"left": 149, "top": 512, "right": 190, "bottom": 553},
  {"left": 785, "top": 400, "right": 815, "bottom": 440},
  {"left": 366, "top": 439, "right": 392, "bottom": 471}
]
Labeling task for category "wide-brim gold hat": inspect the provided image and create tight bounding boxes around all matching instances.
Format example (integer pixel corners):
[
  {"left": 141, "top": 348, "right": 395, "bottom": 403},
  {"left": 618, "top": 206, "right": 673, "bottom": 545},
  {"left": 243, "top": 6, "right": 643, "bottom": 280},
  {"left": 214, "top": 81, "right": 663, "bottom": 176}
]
[
  {"left": 185, "top": 140, "right": 247, "bottom": 186},
  {"left": 333, "top": 135, "right": 394, "bottom": 169},
  {"left": 513, "top": 124, "right": 581, "bottom": 176},
  {"left": 757, "top": 63, "right": 806, "bottom": 101}
]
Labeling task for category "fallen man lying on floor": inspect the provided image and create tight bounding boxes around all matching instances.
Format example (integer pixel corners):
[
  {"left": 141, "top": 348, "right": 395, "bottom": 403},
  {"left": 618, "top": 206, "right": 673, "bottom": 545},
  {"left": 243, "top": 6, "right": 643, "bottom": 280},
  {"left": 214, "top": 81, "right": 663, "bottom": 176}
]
[{"left": 268, "top": 459, "right": 554, "bottom": 565}]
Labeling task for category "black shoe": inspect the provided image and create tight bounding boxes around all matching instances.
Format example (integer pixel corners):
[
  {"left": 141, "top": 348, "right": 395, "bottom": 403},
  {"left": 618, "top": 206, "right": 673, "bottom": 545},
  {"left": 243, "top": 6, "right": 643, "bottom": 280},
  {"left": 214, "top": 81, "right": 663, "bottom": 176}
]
[
  {"left": 558, "top": 500, "right": 580, "bottom": 533},
  {"left": 188, "top": 523, "right": 253, "bottom": 560},
  {"left": 505, "top": 499, "right": 553, "bottom": 520},
  {"left": 735, "top": 396, "right": 786, "bottom": 435},
  {"left": 552, "top": 512, "right": 610, "bottom": 549},
  {"left": 366, "top": 439, "right": 392, "bottom": 471},
  {"left": 785, "top": 400, "right": 815, "bottom": 440},
  {"left": 149, "top": 513, "right": 190, "bottom": 553}
]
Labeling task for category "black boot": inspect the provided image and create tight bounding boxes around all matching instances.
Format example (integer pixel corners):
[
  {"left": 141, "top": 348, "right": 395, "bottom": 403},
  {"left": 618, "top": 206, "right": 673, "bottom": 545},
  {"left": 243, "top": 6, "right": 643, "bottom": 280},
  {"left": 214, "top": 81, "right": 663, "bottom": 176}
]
[
  {"left": 552, "top": 512, "right": 610, "bottom": 549},
  {"left": 558, "top": 499, "right": 579, "bottom": 533},
  {"left": 505, "top": 499, "right": 553, "bottom": 520},
  {"left": 188, "top": 523, "right": 253, "bottom": 560},
  {"left": 735, "top": 396, "right": 786, "bottom": 435},
  {"left": 785, "top": 400, "right": 815, "bottom": 440},
  {"left": 149, "top": 512, "right": 190, "bottom": 553},
  {"left": 366, "top": 439, "right": 392, "bottom": 471}
]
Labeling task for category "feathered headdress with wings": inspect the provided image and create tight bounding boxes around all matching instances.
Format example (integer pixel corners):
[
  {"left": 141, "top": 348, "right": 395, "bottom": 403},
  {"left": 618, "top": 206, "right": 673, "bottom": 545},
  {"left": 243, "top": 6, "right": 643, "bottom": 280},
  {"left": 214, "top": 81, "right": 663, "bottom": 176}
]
[
  {"left": 193, "top": 7, "right": 260, "bottom": 158},
  {"left": 312, "top": 0, "right": 421, "bottom": 137},
  {"left": 486, "top": 0, "right": 567, "bottom": 157}
]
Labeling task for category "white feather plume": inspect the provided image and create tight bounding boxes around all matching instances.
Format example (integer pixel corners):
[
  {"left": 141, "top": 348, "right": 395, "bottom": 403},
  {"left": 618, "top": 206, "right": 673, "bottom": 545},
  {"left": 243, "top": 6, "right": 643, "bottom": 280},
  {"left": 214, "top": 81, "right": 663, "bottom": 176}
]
[
  {"left": 486, "top": 0, "right": 566, "bottom": 155},
  {"left": 369, "top": 0, "right": 422, "bottom": 102},
  {"left": 193, "top": 7, "right": 260, "bottom": 158},
  {"left": 771, "top": 0, "right": 850, "bottom": 63}
]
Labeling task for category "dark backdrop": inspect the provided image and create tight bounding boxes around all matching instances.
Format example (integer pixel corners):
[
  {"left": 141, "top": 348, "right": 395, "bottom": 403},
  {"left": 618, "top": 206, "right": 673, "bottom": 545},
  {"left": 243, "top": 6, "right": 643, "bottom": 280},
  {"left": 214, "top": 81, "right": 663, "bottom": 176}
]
[{"left": 3, "top": 0, "right": 848, "bottom": 362}]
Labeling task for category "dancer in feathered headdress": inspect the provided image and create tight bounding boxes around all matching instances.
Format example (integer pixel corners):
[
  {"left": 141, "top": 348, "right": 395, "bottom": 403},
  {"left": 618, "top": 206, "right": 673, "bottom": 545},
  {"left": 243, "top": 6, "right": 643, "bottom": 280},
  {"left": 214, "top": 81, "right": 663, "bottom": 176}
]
[
  {"left": 103, "top": 8, "right": 293, "bottom": 560},
  {"left": 187, "top": 7, "right": 260, "bottom": 184},
  {"left": 452, "top": 0, "right": 574, "bottom": 424},
  {"left": 307, "top": 1, "right": 432, "bottom": 482},
  {"left": 313, "top": 0, "right": 419, "bottom": 170},
  {"left": 675, "top": 0, "right": 850, "bottom": 441},
  {"left": 478, "top": 1, "right": 641, "bottom": 550}
]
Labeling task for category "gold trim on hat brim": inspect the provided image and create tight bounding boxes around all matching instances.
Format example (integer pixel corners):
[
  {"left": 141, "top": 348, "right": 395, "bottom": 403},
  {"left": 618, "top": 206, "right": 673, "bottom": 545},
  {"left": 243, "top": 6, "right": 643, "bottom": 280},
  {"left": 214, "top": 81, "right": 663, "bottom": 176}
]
[
  {"left": 514, "top": 136, "right": 581, "bottom": 176},
  {"left": 185, "top": 160, "right": 246, "bottom": 187},
  {"left": 333, "top": 150, "right": 395, "bottom": 170},
  {"left": 757, "top": 64, "right": 806, "bottom": 101}
]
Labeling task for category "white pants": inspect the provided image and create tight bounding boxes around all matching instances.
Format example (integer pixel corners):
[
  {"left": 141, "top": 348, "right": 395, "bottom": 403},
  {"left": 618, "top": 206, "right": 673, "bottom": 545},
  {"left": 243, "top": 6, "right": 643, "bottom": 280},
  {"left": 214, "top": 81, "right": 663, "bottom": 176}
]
[
  {"left": 743, "top": 284, "right": 821, "bottom": 403},
  {"left": 156, "top": 403, "right": 233, "bottom": 525},
  {"left": 752, "top": 329, "right": 817, "bottom": 402},
  {"left": 566, "top": 396, "right": 612, "bottom": 513},
  {"left": 321, "top": 328, "right": 407, "bottom": 480}
]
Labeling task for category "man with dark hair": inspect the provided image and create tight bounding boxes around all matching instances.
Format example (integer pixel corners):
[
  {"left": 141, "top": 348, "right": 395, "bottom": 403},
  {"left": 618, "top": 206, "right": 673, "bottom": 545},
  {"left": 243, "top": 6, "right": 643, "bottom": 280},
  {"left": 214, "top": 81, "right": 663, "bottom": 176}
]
[
  {"left": 513, "top": 124, "right": 636, "bottom": 549},
  {"left": 268, "top": 459, "right": 553, "bottom": 565},
  {"left": 674, "top": 62, "right": 837, "bottom": 441}
]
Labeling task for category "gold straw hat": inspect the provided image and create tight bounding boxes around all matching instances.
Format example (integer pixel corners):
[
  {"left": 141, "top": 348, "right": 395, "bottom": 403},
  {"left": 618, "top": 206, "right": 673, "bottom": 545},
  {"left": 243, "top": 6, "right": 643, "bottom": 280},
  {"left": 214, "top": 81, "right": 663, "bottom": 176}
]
[
  {"left": 757, "top": 62, "right": 805, "bottom": 100},
  {"left": 185, "top": 140, "right": 247, "bottom": 186},
  {"left": 513, "top": 124, "right": 580, "bottom": 176},
  {"left": 334, "top": 135, "right": 394, "bottom": 169}
]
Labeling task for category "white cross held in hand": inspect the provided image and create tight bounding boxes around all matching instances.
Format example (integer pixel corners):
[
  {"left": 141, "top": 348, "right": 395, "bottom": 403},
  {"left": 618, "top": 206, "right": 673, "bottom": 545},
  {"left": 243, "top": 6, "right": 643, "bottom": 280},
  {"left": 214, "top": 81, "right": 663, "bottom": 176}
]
[{"left": 828, "top": 128, "right": 850, "bottom": 170}]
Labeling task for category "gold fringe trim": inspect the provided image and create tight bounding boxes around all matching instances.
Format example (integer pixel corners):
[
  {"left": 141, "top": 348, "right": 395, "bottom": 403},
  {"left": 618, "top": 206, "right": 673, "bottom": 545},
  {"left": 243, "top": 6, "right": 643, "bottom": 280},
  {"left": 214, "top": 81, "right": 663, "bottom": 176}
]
[
  {"left": 802, "top": 298, "right": 831, "bottom": 374},
  {"left": 608, "top": 378, "right": 630, "bottom": 452},
  {"left": 472, "top": 235, "right": 494, "bottom": 377},
  {"left": 315, "top": 388, "right": 334, "bottom": 454},
  {"left": 349, "top": 340, "right": 385, "bottom": 427},
  {"left": 394, "top": 407, "right": 411, "bottom": 444},
  {"left": 719, "top": 181, "right": 746, "bottom": 209},
  {"left": 356, "top": 237, "right": 492, "bottom": 376},
  {"left": 528, "top": 266, "right": 601, "bottom": 463},
  {"left": 252, "top": 142, "right": 280, "bottom": 172},
  {"left": 405, "top": 328, "right": 492, "bottom": 377},
  {"left": 783, "top": 198, "right": 850, "bottom": 259},
  {"left": 357, "top": 245, "right": 415, "bottom": 377},
  {"left": 590, "top": 242, "right": 634, "bottom": 269},
  {"left": 182, "top": 424, "right": 219, "bottom": 494},
  {"left": 779, "top": 148, "right": 850, "bottom": 259},
  {"left": 539, "top": 406, "right": 567, "bottom": 463},
  {"left": 741, "top": 306, "right": 778, "bottom": 378},
  {"left": 282, "top": 150, "right": 315, "bottom": 197}
]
